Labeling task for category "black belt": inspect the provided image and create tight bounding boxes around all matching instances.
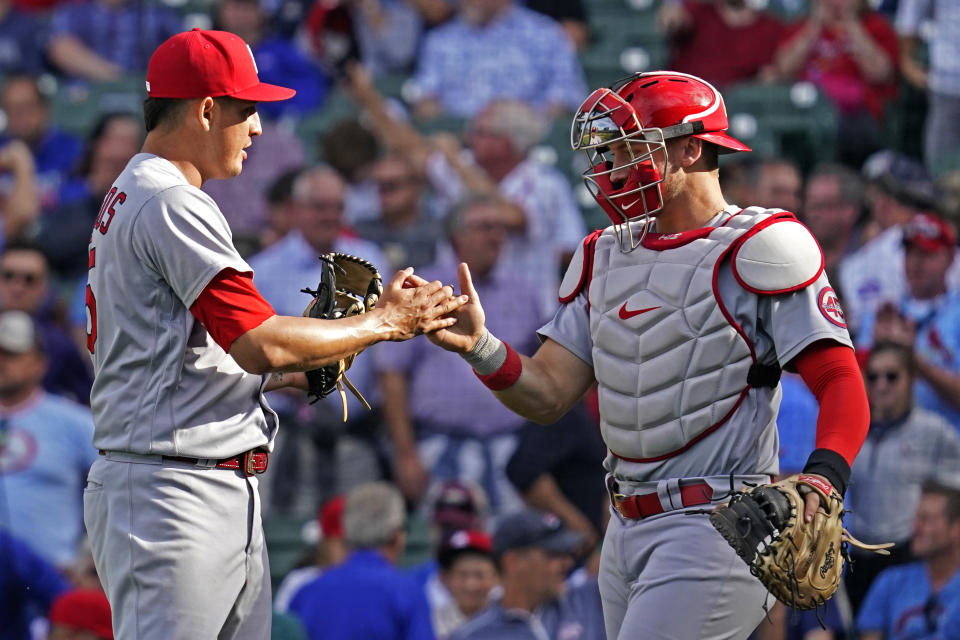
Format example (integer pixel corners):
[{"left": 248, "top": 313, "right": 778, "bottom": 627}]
[{"left": 99, "top": 448, "right": 270, "bottom": 476}]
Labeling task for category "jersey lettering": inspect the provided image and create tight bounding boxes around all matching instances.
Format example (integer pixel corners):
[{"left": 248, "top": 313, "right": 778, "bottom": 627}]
[
  {"left": 93, "top": 187, "right": 116, "bottom": 230},
  {"left": 85, "top": 246, "right": 97, "bottom": 354},
  {"left": 97, "top": 189, "right": 126, "bottom": 235}
]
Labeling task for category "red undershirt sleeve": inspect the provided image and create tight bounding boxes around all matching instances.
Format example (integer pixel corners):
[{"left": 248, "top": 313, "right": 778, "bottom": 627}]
[
  {"left": 792, "top": 341, "right": 869, "bottom": 494},
  {"left": 190, "top": 268, "right": 276, "bottom": 352}
]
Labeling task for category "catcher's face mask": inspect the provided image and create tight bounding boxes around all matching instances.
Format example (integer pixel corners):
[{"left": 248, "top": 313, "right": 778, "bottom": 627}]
[{"left": 572, "top": 87, "right": 668, "bottom": 251}]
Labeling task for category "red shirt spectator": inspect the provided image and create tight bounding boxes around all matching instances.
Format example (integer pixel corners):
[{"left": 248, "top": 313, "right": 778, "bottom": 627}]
[
  {"left": 775, "top": 0, "right": 899, "bottom": 121},
  {"left": 668, "top": 0, "right": 785, "bottom": 88}
]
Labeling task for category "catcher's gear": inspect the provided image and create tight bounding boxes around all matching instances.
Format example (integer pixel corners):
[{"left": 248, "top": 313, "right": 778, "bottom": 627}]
[
  {"left": 571, "top": 71, "right": 749, "bottom": 249},
  {"left": 709, "top": 474, "right": 893, "bottom": 610},
  {"left": 301, "top": 252, "right": 383, "bottom": 421}
]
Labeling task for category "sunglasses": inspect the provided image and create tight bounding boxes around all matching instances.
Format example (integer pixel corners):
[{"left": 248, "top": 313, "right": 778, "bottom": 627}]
[
  {"left": 0, "top": 270, "right": 41, "bottom": 286},
  {"left": 866, "top": 370, "right": 902, "bottom": 384}
]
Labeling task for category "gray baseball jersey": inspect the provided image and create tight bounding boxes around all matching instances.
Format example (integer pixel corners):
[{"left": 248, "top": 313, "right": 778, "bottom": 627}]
[{"left": 85, "top": 153, "right": 278, "bottom": 458}]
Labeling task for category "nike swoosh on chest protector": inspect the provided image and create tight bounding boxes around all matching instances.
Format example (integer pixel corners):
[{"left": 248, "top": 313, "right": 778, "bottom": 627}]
[{"left": 618, "top": 302, "right": 661, "bottom": 319}]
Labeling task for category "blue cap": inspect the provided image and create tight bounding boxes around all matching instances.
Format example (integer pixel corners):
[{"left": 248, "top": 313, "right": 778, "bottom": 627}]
[{"left": 492, "top": 510, "right": 584, "bottom": 556}]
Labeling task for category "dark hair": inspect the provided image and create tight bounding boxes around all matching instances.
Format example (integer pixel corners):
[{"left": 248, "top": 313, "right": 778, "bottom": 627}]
[
  {"left": 1, "top": 237, "right": 48, "bottom": 261},
  {"left": 807, "top": 162, "right": 864, "bottom": 206},
  {"left": 702, "top": 141, "right": 719, "bottom": 172},
  {"left": 867, "top": 341, "right": 916, "bottom": 378},
  {"left": 321, "top": 118, "right": 380, "bottom": 182},
  {"left": 267, "top": 167, "right": 305, "bottom": 206},
  {"left": 438, "top": 547, "right": 494, "bottom": 572},
  {"left": 143, "top": 97, "right": 191, "bottom": 133},
  {"left": 73, "top": 111, "right": 143, "bottom": 178},
  {"left": 922, "top": 477, "right": 960, "bottom": 522}
]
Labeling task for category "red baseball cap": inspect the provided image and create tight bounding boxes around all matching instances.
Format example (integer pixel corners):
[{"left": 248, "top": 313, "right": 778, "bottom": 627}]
[
  {"left": 318, "top": 495, "right": 345, "bottom": 539},
  {"left": 146, "top": 29, "right": 295, "bottom": 102},
  {"left": 48, "top": 589, "right": 113, "bottom": 639},
  {"left": 903, "top": 214, "right": 957, "bottom": 252}
]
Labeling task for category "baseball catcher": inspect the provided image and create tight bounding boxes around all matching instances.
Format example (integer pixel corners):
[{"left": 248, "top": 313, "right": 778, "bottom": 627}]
[
  {"left": 709, "top": 474, "right": 894, "bottom": 610},
  {"left": 302, "top": 252, "right": 383, "bottom": 420}
]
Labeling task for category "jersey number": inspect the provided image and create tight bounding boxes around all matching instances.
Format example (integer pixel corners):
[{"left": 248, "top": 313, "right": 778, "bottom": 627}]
[
  {"left": 86, "top": 188, "right": 126, "bottom": 354},
  {"left": 85, "top": 247, "right": 97, "bottom": 354}
]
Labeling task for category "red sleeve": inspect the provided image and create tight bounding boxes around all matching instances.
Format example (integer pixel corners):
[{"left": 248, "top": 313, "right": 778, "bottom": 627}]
[
  {"left": 190, "top": 268, "right": 276, "bottom": 352},
  {"left": 793, "top": 341, "right": 868, "bottom": 467}
]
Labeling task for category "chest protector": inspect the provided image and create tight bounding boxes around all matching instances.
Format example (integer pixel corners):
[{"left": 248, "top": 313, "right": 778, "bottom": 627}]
[{"left": 585, "top": 209, "right": 787, "bottom": 462}]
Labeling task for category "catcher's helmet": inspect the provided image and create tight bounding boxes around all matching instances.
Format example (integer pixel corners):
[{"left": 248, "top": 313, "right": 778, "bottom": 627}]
[{"left": 571, "top": 71, "right": 749, "bottom": 248}]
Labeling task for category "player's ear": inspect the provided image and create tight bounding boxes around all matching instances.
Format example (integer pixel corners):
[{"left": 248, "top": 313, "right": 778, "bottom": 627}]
[
  {"left": 197, "top": 97, "right": 216, "bottom": 132},
  {"left": 679, "top": 136, "right": 702, "bottom": 169}
]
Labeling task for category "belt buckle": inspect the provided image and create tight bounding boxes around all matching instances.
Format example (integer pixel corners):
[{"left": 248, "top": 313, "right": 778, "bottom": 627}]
[{"left": 243, "top": 450, "right": 269, "bottom": 476}]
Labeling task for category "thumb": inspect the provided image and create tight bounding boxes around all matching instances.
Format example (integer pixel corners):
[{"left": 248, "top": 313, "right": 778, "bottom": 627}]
[
  {"left": 459, "top": 262, "right": 479, "bottom": 301},
  {"left": 803, "top": 491, "right": 820, "bottom": 523}
]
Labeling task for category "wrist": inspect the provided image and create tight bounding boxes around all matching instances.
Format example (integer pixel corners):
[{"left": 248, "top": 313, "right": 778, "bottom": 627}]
[{"left": 460, "top": 329, "right": 504, "bottom": 373}]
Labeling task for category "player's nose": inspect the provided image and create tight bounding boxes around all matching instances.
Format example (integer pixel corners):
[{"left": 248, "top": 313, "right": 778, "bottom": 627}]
[{"left": 249, "top": 112, "right": 262, "bottom": 137}]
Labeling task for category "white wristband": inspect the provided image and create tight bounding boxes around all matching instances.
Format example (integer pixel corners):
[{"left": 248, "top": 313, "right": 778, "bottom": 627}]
[{"left": 460, "top": 329, "right": 506, "bottom": 375}]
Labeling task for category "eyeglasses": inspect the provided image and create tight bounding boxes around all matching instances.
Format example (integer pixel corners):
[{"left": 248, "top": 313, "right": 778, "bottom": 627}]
[
  {"left": 866, "top": 370, "right": 902, "bottom": 384},
  {"left": 0, "top": 270, "right": 41, "bottom": 286}
]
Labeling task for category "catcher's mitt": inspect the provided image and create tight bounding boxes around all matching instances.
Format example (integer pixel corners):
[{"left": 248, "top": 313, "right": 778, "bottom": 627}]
[
  {"left": 709, "top": 474, "right": 893, "bottom": 610},
  {"left": 302, "top": 252, "right": 383, "bottom": 421}
]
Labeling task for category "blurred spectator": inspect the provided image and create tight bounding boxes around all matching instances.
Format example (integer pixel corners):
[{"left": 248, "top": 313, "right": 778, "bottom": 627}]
[
  {"left": 722, "top": 155, "right": 803, "bottom": 212},
  {"left": 751, "top": 601, "right": 845, "bottom": 640},
  {"left": 349, "top": 0, "right": 431, "bottom": 75},
  {"left": 213, "top": 0, "right": 328, "bottom": 120},
  {"left": 202, "top": 121, "right": 306, "bottom": 248},
  {"left": 433, "top": 530, "right": 498, "bottom": 639},
  {"left": 354, "top": 154, "right": 442, "bottom": 272},
  {"left": 0, "top": 75, "right": 83, "bottom": 214},
  {"left": 38, "top": 112, "right": 142, "bottom": 284},
  {"left": 0, "top": 240, "right": 93, "bottom": 404},
  {"left": 0, "top": 0, "right": 49, "bottom": 75},
  {"left": 772, "top": 0, "right": 899, "bottom": 167},
  {"left": 845, "top": 342, "right": 960, "bottom": 612},
  {"left": 321, "top": 118, "right": 381, "bottom": 226},
  {"left": 506, "top": 402, "right": 607, "bottom": 553},
  {"left": 411, "top": 480, "right": 491, "bottom": 635},
  {"left": 287, "top": 482, "right": 435, "bottom": 640},
  {"left": 449, "top": 510, "right": 604, "bottom": 640},
  {"left": 896, "top": 0, "right": 960, "bottom": 173},
  {"left": 525, "top": 0, "right": 588, "bottom": 51},
  {"left": 0, "top": 529, "right": 70, "bottom": 640},
  {"left": 837, "top": 151, "right": 958, "bottom": 334},
  {"left": 347, "top": 72, "right": 586, "bottom": 315},
  {"left": 47, "top": 588, "right": 113, "bottom": 640},
  {"left": 0, "top": 310, "right": 96, "bottom": 567},
  {"left": 857, "top": 214, "right": 960, "bottom": 429},
  {"left": 47, "top": 0, "right": 182, "bottom": 82},
  {"left": 261, "top": 166, "right": 304, "bottom": 249},
  {"left": 0, "top": 139, "right": 39, "bottom": 245},
  {"left": 249, "top": 166, "right": 387, "bottom": 514},
  {"left": 375, "top": 194, "right": 545, "bottom": 510},
  {"left": 406, "top": 0, "right": 587, "bottom": 119},
  {"left": 800, "top": 162, "right": 865, "bottom": 279},
  {"left": 664, "top": 0, "right": 785, "bottom": 88},
  {"left": 857, "top": 476, "right": 960, "bottom": 639},
  {"left": 274, "top": 495, "right": 348, "bottom": 613}
]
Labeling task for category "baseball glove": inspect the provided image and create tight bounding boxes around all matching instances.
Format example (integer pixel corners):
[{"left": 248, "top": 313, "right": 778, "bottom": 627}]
[
  {"left": 709, "top": 474, "right": 893, "bottom": 610},
  {"left": 302, "top": 252, "right": 383, "bottom": 421}
]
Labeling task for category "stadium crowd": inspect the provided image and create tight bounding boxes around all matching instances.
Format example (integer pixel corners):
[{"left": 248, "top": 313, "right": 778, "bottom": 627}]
[{"left": 0, "top": 0, "right": 959, "bottom": 638}]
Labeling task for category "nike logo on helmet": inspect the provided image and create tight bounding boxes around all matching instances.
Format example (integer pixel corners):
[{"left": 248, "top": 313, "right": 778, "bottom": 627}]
[{"left": 619, "top": 302, "right": 661, "bottom": 319}]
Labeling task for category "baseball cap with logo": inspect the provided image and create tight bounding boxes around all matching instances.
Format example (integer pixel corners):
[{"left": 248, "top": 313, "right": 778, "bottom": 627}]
[
  {"left": 492, "top": 510, "right": 584, "bottom": 557},
  {"left": 903, "top": 214, "right": 957, "bottom": 252},
  {"left": 0, "top": 310, "right": 38, "bottom": 354},
  {"left": 146, "top": 29, "right": 295, "bottom": 102},
  {"left": 437, "top": 529, "right": 493, "bottom": 569},
  {"left": 430, "top": 480, "right": 487, "bottom": 531}
]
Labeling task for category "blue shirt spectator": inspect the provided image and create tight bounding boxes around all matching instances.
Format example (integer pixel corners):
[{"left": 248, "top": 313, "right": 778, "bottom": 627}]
[
  {"left": 0, "top": 391, "right": 97, "bottom": 566},
  {"left": 0, "top": 1, "right": 48, "bottom": 75},
  {"left": 857, "top": 563, "right": 960, "bottom": 639},
  {"left": 408, "top": 1, "right": 587, "bottom": 118},
  {"left": 48, "top": 0, "right": 182, "bottom": 81},
  {"left": 288, "top": 483, "right": 437, "bottom": 640},
  {"left": 252, "top": 36, "right": 328, "bottom": 119},
  {"left": 0, "top": 530, "right": 70, "bottom": 640}
]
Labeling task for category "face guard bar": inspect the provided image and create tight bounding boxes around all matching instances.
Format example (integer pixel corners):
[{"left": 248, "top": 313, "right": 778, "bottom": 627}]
[{"left": 571, "top": 85, "right": 705, "bottom": 251}]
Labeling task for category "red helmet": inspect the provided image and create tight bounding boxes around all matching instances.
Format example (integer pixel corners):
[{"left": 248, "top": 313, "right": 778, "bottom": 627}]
[{"left": 571, "top": 71, "right": 749, "bottom": 246}]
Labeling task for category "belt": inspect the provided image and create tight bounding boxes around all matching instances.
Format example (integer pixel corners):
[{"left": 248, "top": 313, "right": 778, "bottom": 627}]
[
  {"left": 609, "top": 478, "right": 714, "bottom": 520},
  {"left": 98, "top": 448, "right": 269, "bottom": 476}
]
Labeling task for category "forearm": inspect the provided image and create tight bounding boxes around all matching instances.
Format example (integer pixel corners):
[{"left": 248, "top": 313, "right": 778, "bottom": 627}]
[
  {"left": 380, "top": 371, "right": 417, "bottom": 454},
  {"left": 49, "top": 35, "right": 121, "bottom": 81},
  {"left": 774, "top": 24, "right": 819, "bottom": 77},
  {"left": 4, "top": 166, "right": 38, "bottom": 238},
  {"left": 230, "top": 311, "right": 400, "bottom": 374},
  {"left": 916, "top": 356, "right": 960, "bottom": 409},
  {"left": 846, "top": 21, "right": 893, "bottom": 83},
  {"left": 523, "top": 474, "right": 595, "bottom": 533},
  {"left": 264, "top": 371, "right": 308, "bottom": 392}
]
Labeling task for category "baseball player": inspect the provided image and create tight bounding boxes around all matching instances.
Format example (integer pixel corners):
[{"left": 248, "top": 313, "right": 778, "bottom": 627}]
[
  {"left": 81, "top": 29, "right": 466, "bottom": 639},
  {"left": 427, "top": 71, "right": 870, "bottom": 639}
]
